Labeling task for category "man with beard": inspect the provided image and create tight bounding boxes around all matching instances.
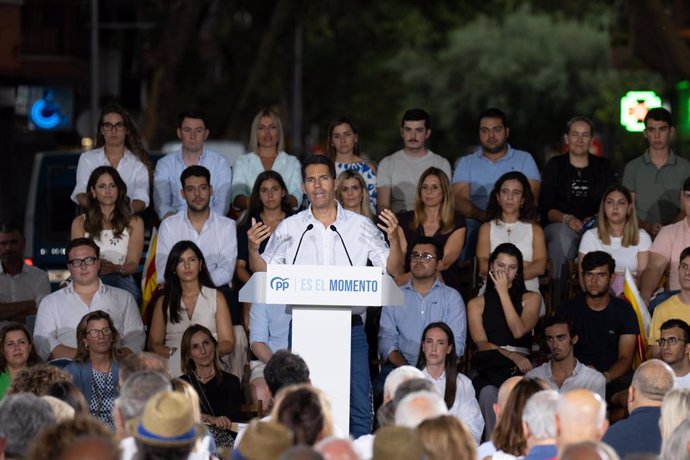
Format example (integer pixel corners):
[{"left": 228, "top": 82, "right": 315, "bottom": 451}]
[
  {"left": 540, "top": 116, "right": 615, "bottom": 302},
  {"left": 452, "top": 108, "right": 540, "bottom": 259},
  {"left": 556, "top": 251, "right": 638, "bottom": 405},
  {"left": 526, "top": 315, "right": 606, "bottom": 398}
]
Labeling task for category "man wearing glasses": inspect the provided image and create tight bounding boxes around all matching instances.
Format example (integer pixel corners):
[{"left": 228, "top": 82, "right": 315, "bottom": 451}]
[
  {"left": 376, "top": 238, "right": 467, "bottom": 400},
  {"left": 33, "top": 238, "right": 145, "bottom": 361},
  {"left": 655, "top": 319, "right": 690, "bottom": 388}
]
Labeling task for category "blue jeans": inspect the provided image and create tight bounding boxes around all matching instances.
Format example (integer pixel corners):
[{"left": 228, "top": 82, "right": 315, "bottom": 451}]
[{"left": 350, "top": 322, "right": 372, "bottom": 438}]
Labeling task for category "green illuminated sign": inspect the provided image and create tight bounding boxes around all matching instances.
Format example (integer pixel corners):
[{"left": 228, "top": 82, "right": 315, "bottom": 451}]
[{"left": 620, "top": 91, "right": 662, "bottom": 132}]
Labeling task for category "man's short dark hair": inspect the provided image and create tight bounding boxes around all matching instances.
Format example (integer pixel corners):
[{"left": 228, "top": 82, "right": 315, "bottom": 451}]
[
  {"left": 660, "top": 319, "right": 690, "bottom": 342},
  {"left": 411, "top": 236, "right": 444, "bottom": 261},
  {"left": 302, "top": 155, "right": 336, "bottom": 181},
  {"left": 543, "top": 314, "right": 577, "bottom": 338},
  {"left": 179, "top": 165, "right": 211, "bottom": 189},
  {"left": 401, "top": 108, "right": 431, "bottom": 130},
  {"left": 644, "top": 107, "right": 673, "bottom": 128},
  {"left": 479, "top": 108, "right": 509, "bottom": 129},
  {"left": 0, "top": 222, "right": 23, "bottom": 235},
  {"left": 65, "top": 238, "right": 100, "bottom": 262},
  {"left": 177, "top": 109, "right": 208, "bottom": 128},
  {"left": 580, "top": 251, "right": 615, "bottom": 275},
  {"left": 680, "top": 247, "right": 690, "bottom": 265},
  {"left": 264, "top": 350, "right": 310, "bottom": 397}
]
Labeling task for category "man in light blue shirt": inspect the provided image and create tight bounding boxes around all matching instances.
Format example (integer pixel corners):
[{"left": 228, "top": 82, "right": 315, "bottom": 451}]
[
  {"left": 153, "top": 109, "right": 232, "bottom": 219},
  {"left": 376, "top": 237, "right": 467, "bottom": 399},
  {"left": 452, "top": 108, "right": 540, "bottom": 259}
]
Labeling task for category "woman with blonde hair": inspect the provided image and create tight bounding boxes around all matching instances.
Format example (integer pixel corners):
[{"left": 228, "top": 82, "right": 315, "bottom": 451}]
[
  {"left": 418, "top": 415, "right": 476, "bottom": 460},
  {"left": 335, "top": 170, "right": 373, "bottom": 219},
  {"left": 578, "top": 184, "right": 651, "bottom": 296},
  {"left": 231, "top": 109, "right": 302, "bottom": 210},
  {"left": 660, "top": 388, "right": 690, "bottom": 441},
  {"left": 397, "top": 166, "right": 466, "bottom": 291}
]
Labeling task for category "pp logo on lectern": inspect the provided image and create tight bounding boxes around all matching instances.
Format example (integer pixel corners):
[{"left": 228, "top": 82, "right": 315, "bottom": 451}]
[{"left": 270, "top": 276, "right": 290, "bottom": 291}]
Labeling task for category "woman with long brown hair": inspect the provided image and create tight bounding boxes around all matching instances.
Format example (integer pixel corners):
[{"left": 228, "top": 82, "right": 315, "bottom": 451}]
[{"left": 0, "top": 323, "right": 42, "bottom": 399}]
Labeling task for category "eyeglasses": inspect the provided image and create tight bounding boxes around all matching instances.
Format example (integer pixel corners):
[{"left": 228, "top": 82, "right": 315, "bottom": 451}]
[
  {"left": 657, "top": 337, "right": 687, "bottom": 347},
  {"left": 68, "top": 256, "right": 98, "bottom": 268},
  {"left": 101, "top": 121, "right": 126, "bottom": 131},
  {"left": 86, "top": 327, "right": 112, "bottom": 338},
  {"left": 410, "top": 252, "right": 437, "bottom": 262}
]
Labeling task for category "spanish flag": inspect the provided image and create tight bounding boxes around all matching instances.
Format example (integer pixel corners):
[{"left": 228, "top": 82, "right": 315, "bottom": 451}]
[
  {"left": 140, "top": 227, "right": 158, "bottom": 323},
  {"left": 622, "top": 268, "right": 651, "bottom": 367}
]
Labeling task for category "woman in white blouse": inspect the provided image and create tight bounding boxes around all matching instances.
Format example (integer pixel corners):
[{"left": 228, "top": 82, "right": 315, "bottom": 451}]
[
  {"left": 579, "top": 184, "right": 651, "bottom": 296},
  {"left": 231, "top": 109, "right": 302, "bottom": 211},
  {"left": 71, "top": 104, "right": 151, "bottom": 213},
  {"left": 416, "top": 321, "right": 484, "bottom": 444}
]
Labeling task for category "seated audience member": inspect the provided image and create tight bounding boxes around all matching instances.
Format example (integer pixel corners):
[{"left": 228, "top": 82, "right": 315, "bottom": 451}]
[
  {"left": 396, "top": 167, "right": 466, "bottom": 292},
  {"left": 248, "top": 302, "right": 291, "bottom": 407},
  {"left": 148, "top": 240, "right": 235, "bottom": 377},
  {"left": 602, "top": 359, "right": 675, "bottom": 458},
  {"left": 660, "top": 418, "right": 690, "bottom": 460},
  {"left": 490, "top": 378, "right": 548, "bottom": 460},
  {"left": 648, "top": 247, "right": 690, "bottom": 356},
  {"left": 0, "top": 223, "right": 50, "bottom": 323},
  {"left": 416, "top": 322, "right": 483, "bottom": 443},
  {"left": 477, "top": 172, "right": 546, "bottom": 297},
  {"left": 525, "top": 315, "right": 605, "bottom": 398},
  {"left": 118, "top": 351, "right": 170, "bottom": 384},
  {"left": 655, "top": 319, "right": 690, "bottom": 387},
  {"left": 154, "top": 109, "right": 232, "bottom": 219},
  {"left": 521, "top": 390, "right": 559, "bottom": 460},
  {"left": 560, "top": 441, "right": 620, "bottom": 460},
  {"left": 639, "top": 177, "right": 690, "bottom": 307},
  {"left": 112, "top": 371, "right": 172, "bottom": 442},
  {"left": 377, "top": 108, "right": 451, "bottom": 214},
  {"left": 623, "top": 107, "right": 690, "bottom": 238},
  {"left": 315, "top": 437, "right": 360, "bottom": 460},
  {"left": 540, "top": 116, "right": 615, "bottom": 302},
  {"left": 44, "top": 380, "right": 89, "bottom": 415},
  {"left": 556, "top": 251, "right": 638, "bottom": 405},
  {"left": 231, "top": 109, "right": 302, "bottom": 210},
  {"left": 71, "top": 166, "right": 144, "bottom": 303},
  {"left": 467, "top": 243, "right": 540, "bottom": 438},
  {"left": 179, "top": 324, "right": 242, "bottom": 447},
  {"left": 132, "top": 391, "right": 201, "bottom": 460},
  {"left": 417, "top": 415, "right": 476, "bottom": 460},
  {"left": 578, "top": 184, "right": 651, "bottom": 296},
  {"left": 382, "top": 365, "right": 425, "bottom": 406},
  {"left": 65, "top": 310, "right": 121, "bottom": 429},
  {"left": 328, "top": 116, "right": 378, "bottom": 213},
  {"left": 231, "top": 420, "right": 293, "bottom": 460},
  {"left": 453, "top": 108, "right": 540, "bottom": 260},
  {"left": 0, "top": 393, "right": 56, "bottom": 460},
  {"left": 336, "top": 169, "right": 374, "bottom": 219},
  {"left": 0, "top": 322, "right": 42, "bottom": 398},
  {"left": 33, "top": 238, "right": 145, "bottom": 361},
  {"left": 476, "top": 376, "right": 524, "bottom": 459},
  {"left": 40, "top": 395, "right": 76, "bottom": 422},
  {"left": 271, "top": 384, "right": 335, "bottom": 446},
  {"left": 372, "top": 426, "right": 425, "bottom": 460},
  {"left": 394, "top": 390, "right": 448, "bottom": 428},
  {"left": 660, "top": 388, "right": 690, "bottom": 443},
  {"left": 25, "top": 414, "right": 120, "bottom": 460},
  {"left": 378, "top": 239, "right": 467, "bottom": 392},
  {"left": 71, "top": 104, "right": 151, "bottom": 213},
  {"left": 6, "top": 362, "right": 71, "bottom": 395},
  {"left": 555, "top": 389, "right": 609, "bottom": 453},
  {"left": 170, "top": 378, "right": 217, "bottom": 458},
  {"left": 377, "top": 378, "right": 437, "bottom": 431}
]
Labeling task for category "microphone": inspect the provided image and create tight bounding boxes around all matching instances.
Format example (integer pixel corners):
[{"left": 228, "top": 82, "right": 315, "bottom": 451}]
[
  {"left": 291, "top": 224, "right": 314, "bottom": 264},
  {"left": 330, "top": 225, "right": 353, "bottom": 266}
]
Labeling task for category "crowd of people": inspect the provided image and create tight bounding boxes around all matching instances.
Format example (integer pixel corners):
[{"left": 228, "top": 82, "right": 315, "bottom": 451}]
[{"left": 2, "top": 102, "right": 690, "bottom": 460}]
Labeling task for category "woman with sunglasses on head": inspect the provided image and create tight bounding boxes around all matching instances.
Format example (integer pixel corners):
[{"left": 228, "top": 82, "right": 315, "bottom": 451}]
[
  {"left": 65, "top": 310, "right": 121, "bottom": 429},
  {"left": 71, "top": 166, "right": 144, "bottom": 303},
  {"left": 0, "top": 323, "right": 42, "bottom": 399},
  {"left": 71, "top": 104, "right": 152, "bottom": 214}
]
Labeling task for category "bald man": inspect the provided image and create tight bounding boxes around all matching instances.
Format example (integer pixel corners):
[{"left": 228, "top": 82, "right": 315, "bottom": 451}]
[
  {"left": 477, "top": 376, "right": 523, "bottom": 459},
  {"left": 556, "top": 389, "right": 609, "bottom": 453},
  {"left": 602, "top": 359, "right": 674, "bottom": 458}
]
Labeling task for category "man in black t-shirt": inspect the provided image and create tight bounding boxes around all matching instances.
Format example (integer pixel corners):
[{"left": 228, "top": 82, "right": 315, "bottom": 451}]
[{"left": 556, "top": 251, "right": 638, "bottom": 406}]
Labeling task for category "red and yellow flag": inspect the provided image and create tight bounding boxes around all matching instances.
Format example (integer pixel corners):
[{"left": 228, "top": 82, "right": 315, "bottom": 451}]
[
  {"left": 140, "top": 227, "right": 158, "bottom": 323},
  {"left": 622, "top": 268, "right": 651, "bottom": 367}
]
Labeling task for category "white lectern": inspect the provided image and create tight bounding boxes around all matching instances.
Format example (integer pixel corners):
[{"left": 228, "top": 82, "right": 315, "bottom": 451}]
[{"left": 239, "top": 264, "right": 403, "bottom": 435}]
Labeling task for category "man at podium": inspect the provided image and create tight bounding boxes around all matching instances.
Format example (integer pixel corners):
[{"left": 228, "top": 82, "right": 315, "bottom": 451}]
[{"left": 248, "top": 155, "right": 403, "bottom": 438}]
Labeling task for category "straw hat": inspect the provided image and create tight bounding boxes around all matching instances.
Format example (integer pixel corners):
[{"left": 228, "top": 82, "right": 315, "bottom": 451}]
[
  {"left": 373, "top": 426, "right": 424, "bottom": 460},
  {"left": 133, "top": 391, "right": 201, "bottom": 447},
  {"left": 232, "top": 420, "right": 292, "bottom": 460}
]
